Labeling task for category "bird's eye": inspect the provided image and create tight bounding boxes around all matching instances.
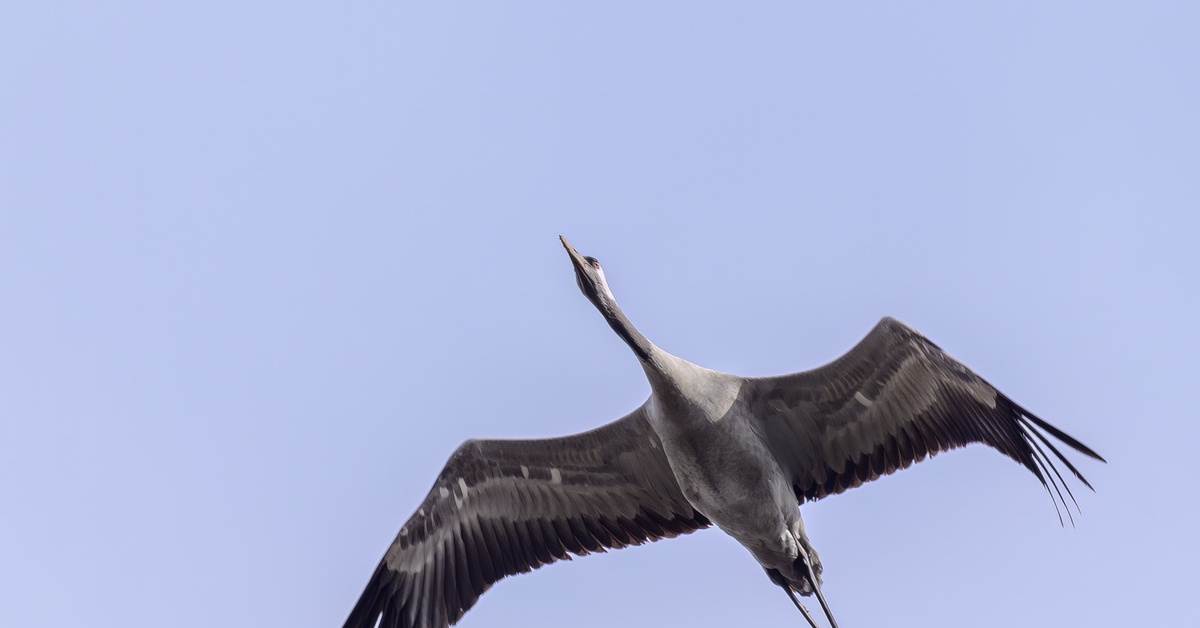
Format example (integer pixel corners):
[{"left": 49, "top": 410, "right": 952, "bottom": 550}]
[{"left": 585, "top": 256, "right": 601, "bottom": 269}]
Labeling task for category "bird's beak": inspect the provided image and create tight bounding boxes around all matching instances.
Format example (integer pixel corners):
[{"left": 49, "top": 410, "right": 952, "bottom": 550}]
[{"left": 560, "top": 235, "right": 588, "bottom": 271}]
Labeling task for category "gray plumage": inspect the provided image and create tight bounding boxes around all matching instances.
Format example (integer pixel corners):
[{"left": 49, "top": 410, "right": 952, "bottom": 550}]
[{"left": 343, "top": 237, "right": 1104, "bottom": 628}]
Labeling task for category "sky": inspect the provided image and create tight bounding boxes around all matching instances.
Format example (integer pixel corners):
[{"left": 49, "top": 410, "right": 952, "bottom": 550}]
[{"left": 1, "top": 2, "right": 1197, "bottom": 627}]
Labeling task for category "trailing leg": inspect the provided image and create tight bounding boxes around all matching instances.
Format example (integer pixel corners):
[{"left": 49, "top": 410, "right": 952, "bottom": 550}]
[
  {"left": 765, "top": 568, "right": 822, "bottom": 628},
  {"left": 795, "top": 546, "right": 840, "bottom": 628}
]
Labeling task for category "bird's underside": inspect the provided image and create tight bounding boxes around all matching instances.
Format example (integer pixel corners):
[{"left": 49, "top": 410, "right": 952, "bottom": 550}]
[{"left": 341, "top": 238, "right": 1105, "bottom": 628}]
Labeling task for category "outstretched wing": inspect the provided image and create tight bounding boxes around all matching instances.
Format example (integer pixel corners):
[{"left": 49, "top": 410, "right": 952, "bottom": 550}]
[
  {"left": 746, "top": 317, "right": 1104, "bottom": 520},
  {"left": 343, "top": 405, "right": 710, "bottom": 628}
]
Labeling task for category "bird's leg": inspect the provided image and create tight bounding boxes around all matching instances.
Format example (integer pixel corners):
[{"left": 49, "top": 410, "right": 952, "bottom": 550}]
[
  {"left": 765, "top": 568, "right": 821, "bottom": 628},
  {"left": 795, "top": 546, "right": 840, "bottom": 628},
  {"left": 782, "top": 583, "right": 823, "bottom": 628}
]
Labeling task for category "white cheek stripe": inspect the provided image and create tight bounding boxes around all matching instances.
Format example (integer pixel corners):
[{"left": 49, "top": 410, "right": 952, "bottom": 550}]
[{"left": 596, "top": 268, "right": 618, "bottom": 301}]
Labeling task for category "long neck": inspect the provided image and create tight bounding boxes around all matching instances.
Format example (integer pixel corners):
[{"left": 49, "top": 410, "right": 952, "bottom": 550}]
[
  {"left": 596, "top": 296, "right": 733, "bottom": 414},
  {"left": 599, "top": 300, "right": 654, "bottom": 362}
]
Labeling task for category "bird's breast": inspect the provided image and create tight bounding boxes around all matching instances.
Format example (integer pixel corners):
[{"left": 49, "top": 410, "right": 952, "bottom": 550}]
[{"left": 653, "top": 410, "right": 794, "bottom": 540}]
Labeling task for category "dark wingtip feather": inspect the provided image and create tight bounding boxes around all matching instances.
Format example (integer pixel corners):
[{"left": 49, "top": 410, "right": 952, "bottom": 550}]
[
  {"left": 1023, "top": 420, "right": 1096, "bottom": 493},
  {"left": 1016, "top": 404, "right": 1107, "bottom": 463},
  {"left": 1023, "top": 428, "right": 1077, "bottom": 527},
  {"left": 343, "top": 560, "right": 395, "bottom": 628},
  {"left": 1021, "top": 440, "right": 1065, "bottom": 527}
]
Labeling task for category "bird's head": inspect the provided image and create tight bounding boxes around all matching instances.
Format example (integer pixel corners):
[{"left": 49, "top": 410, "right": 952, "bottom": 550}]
[
  {"left": 560, "top": 235, "right": 617, "bottom": 312},
  {"left": 559, "top": 235, "right": 652, "bottom": 361}
]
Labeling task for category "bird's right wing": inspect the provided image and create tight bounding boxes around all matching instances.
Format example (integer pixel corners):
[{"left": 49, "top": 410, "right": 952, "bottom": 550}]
[
  {"left": 744, "top": 317, "right": 1104, "bottom": 518},
  {"left": 343, "top": 404, "right": 710, "bottom": 628}
]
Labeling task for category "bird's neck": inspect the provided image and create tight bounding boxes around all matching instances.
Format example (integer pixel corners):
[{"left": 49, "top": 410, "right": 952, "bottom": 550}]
[
  {"left": 602, "top": 302, "right": 654, "bottom": 362},
  {"left": 596, "top": 298, "right": 716, "bottom": 398}
]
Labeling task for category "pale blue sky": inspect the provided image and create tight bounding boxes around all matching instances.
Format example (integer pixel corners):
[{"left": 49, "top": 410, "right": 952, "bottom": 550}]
[{"left": 2, "top": 3, "right": 1197, "bottom": 627}]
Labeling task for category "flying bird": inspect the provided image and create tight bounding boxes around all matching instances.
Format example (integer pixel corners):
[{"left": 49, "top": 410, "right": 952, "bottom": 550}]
[{"left": 342, "top": 236, "right": 1104, "bottom": 628}]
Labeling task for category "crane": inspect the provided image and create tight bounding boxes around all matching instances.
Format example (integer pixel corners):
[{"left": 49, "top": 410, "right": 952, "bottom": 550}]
[{"left": 342, "top": 236, "right": 1104, "bottom": 628}]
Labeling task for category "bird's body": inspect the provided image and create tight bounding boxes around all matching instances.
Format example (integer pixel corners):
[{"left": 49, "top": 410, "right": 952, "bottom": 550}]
[
  {"left": 342, "top": 237, "right": 1104, "bottom": 628},
  {"left": 641, "top": 356, "right": 819, "bottom": 593}
]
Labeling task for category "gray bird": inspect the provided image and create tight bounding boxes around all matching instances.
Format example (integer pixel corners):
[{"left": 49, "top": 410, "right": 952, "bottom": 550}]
[{"left": 342, "top": 236, "right": 1104, "bottom": 628}]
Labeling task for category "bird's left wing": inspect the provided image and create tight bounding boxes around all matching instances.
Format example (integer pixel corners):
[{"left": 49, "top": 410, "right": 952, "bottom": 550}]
[
  {"left": 343, "top": 404, "right": 709, "bottom": 628},
  {"left": 743, "top": 317, "right": 1104, "bottom": 519}
]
